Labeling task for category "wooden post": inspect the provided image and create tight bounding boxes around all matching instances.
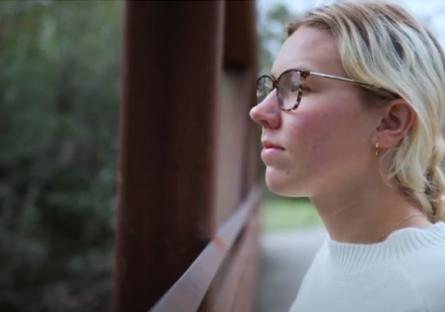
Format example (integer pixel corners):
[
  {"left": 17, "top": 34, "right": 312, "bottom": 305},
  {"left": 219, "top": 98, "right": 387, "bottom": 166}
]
[{"left": 113, "top": 1, "right": 224, "bottom": 311}]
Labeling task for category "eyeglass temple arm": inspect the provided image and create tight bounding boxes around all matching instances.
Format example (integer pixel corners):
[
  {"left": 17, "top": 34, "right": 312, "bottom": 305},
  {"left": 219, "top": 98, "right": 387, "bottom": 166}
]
[
  {"left": 309, "top": 71, "right": 397, "bottom": 97},
  {"left": 310, "top": 71, "right": 374, "bottom": 87}
]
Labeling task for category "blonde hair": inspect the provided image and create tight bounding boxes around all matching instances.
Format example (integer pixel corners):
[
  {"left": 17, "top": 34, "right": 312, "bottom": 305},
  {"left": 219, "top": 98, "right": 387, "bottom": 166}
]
[{"left": 287, "top": 1, "right": 445, "bottom": 222}]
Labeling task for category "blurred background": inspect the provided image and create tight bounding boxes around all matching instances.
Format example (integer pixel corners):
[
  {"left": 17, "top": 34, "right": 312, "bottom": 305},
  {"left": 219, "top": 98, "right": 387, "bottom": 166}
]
[
  {"left": 1, "top": 0, "right": 444, "bottom": 311},
  {"left": 0, "top": 1, "right": 121, "bottom": 311}
]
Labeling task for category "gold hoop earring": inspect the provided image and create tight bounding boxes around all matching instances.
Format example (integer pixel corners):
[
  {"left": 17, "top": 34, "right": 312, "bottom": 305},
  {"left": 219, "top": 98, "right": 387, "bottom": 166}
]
[{"left": 375, "top": 142, "right": 380, "bottom": 157}]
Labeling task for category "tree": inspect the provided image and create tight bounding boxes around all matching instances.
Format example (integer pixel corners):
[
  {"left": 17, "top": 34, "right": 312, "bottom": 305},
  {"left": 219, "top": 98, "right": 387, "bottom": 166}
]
[
  {"left": 0, "top": 1, "right": 121, "bottom": 310},
  {"left": 257, "top": 3, "right": 294, "bottom": 74}
]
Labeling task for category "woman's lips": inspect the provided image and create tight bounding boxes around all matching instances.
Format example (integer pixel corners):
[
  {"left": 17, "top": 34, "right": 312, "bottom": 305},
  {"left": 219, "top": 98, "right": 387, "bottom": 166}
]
[
  {"left": 261, "top": 140, "right": 285, "bottom": 163},
  {"left": 262, "top": 140, "right": 285, "bottom": 150}
]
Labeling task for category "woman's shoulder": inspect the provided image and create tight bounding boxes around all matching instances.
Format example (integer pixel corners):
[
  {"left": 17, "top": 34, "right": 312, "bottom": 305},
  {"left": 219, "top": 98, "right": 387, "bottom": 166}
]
[
  {"left": 398, "top": 258, "right": 445, "bottom": 311},
  {"left": 395, "top": 223, "right": 445, "bottom": 311}
]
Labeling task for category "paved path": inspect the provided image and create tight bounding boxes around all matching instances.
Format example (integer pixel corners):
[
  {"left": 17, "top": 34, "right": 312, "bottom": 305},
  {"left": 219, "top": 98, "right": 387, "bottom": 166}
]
[{"left": 255, "top": 226, "right": 327, "bottom": 312}]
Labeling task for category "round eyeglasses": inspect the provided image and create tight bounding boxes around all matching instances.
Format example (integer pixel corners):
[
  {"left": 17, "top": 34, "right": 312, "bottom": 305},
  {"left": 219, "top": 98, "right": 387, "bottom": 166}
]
[{"left": 256, "top": 69, "right": 398, "bottom": 111}]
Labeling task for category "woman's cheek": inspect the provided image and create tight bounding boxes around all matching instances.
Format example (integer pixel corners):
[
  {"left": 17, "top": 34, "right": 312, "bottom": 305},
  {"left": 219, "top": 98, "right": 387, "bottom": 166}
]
[{"left": 287, "top": 109, "right": 334, "bottom": 152}]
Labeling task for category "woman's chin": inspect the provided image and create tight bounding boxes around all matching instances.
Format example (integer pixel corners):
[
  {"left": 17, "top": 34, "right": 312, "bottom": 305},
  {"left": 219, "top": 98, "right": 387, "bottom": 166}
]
[
  {"left": 265, "top": 167, "right": 308, "bottom": 197},
  {"left": 265, "top": 168, "right": 300, "bottom": 196}
]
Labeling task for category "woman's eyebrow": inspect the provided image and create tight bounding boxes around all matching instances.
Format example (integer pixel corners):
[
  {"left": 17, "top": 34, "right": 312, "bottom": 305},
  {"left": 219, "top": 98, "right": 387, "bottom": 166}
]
[{"left": 270, "top": 66, "right": 314, "bottom": 79}]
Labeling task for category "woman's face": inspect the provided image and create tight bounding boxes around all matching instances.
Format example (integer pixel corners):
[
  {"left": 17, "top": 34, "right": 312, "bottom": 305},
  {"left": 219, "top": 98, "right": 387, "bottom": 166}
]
[{"left": 250, "top": 26, "right": 379, "bottom": 197}]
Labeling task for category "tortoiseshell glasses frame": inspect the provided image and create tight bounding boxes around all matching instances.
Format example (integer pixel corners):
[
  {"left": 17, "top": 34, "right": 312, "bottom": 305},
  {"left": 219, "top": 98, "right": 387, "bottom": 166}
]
[{"left": 256, "top": 69, "right": 398, "bottom": 111}]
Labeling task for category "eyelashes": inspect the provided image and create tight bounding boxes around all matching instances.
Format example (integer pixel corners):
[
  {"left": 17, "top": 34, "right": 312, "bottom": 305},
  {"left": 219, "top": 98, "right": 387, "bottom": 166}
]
[{"left": 290, "top": 84, "right": 311, "bottom": 93}]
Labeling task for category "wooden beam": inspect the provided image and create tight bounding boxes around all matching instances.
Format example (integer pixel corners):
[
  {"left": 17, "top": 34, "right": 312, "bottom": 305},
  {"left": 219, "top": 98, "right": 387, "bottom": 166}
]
[{"left": 113, "top": 1, "right": 224, "bottom": 311}]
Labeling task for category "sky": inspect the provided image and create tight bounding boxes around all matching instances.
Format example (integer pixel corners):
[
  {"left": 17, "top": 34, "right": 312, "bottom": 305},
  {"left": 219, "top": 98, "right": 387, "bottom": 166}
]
[{"left": 257, "top": 0, "right": 445, "bottom": 50}]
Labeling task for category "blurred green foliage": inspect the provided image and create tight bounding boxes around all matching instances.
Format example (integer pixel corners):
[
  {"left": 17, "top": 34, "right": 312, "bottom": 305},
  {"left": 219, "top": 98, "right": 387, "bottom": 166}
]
[
  {"left": 0, "top": 0, "right": 121, "bottom": 305},
  {"left": 261, "top": 194, "right": 322, "bottom": 232},
  {"left": 257, "top": 3, "right": 293, "bottom": 74}
]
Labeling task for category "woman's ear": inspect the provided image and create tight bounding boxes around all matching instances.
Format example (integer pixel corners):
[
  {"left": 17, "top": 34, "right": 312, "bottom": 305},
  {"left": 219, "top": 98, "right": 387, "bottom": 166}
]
[{"left": 374, "top": 99, "right": 416, "bottom": 148}]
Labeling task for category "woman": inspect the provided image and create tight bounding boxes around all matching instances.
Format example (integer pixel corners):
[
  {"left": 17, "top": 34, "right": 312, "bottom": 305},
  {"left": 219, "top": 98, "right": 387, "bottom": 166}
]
[{"left": 250, "top": 2, "right": 445, "bottom": 311}]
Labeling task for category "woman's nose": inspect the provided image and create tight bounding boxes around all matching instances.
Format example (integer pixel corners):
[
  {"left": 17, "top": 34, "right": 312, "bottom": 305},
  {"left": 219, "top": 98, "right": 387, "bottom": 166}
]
[{"left": 249, "top": 92, "right": 281, "bottom": 129}]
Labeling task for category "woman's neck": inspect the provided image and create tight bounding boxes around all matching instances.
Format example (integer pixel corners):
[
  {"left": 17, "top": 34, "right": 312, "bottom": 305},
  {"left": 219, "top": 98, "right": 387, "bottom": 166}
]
[{"left": 310, "top": 178, "right": 432, "bottom": 244}]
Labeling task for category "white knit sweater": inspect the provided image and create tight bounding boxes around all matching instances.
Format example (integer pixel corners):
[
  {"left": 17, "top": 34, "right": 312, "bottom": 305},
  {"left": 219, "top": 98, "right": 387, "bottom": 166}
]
[{"left": 289, "top": 222, "right": 445, "bottom": 312}]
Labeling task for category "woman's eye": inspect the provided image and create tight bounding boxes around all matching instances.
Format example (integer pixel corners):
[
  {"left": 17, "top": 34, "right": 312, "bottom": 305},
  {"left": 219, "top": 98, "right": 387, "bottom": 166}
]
[{"left": 290, "top": 84, "right": 301, "bottom": 92}]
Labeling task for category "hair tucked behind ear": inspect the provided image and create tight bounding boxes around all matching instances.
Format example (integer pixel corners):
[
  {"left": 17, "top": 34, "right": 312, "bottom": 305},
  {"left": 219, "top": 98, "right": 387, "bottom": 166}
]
[{"left": 287, "top": 1, "right": 445, "bottom": 222}]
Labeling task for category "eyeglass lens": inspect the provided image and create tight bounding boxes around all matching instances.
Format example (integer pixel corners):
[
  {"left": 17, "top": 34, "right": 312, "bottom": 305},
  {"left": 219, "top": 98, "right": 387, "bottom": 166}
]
[{"left": 256, "top": 70, "right": 304, "bottom": 110}]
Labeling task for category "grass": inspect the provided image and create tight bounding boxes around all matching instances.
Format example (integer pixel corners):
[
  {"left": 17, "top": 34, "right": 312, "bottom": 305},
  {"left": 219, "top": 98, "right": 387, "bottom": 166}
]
[{"left": 260, "top": 195, "right": 322, "bottom": 233}]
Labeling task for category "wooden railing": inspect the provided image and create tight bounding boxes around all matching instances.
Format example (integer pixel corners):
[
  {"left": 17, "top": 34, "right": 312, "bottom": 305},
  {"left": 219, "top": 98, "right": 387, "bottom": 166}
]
[{"left": 150, "top": 185, "right": 262, "bottom": 311}]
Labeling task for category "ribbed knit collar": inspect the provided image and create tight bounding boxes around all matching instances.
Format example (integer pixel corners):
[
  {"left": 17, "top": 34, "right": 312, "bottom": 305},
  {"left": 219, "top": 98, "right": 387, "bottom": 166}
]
[{"left": 326, "top": 222, "right": 445, "bottom": 274}]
